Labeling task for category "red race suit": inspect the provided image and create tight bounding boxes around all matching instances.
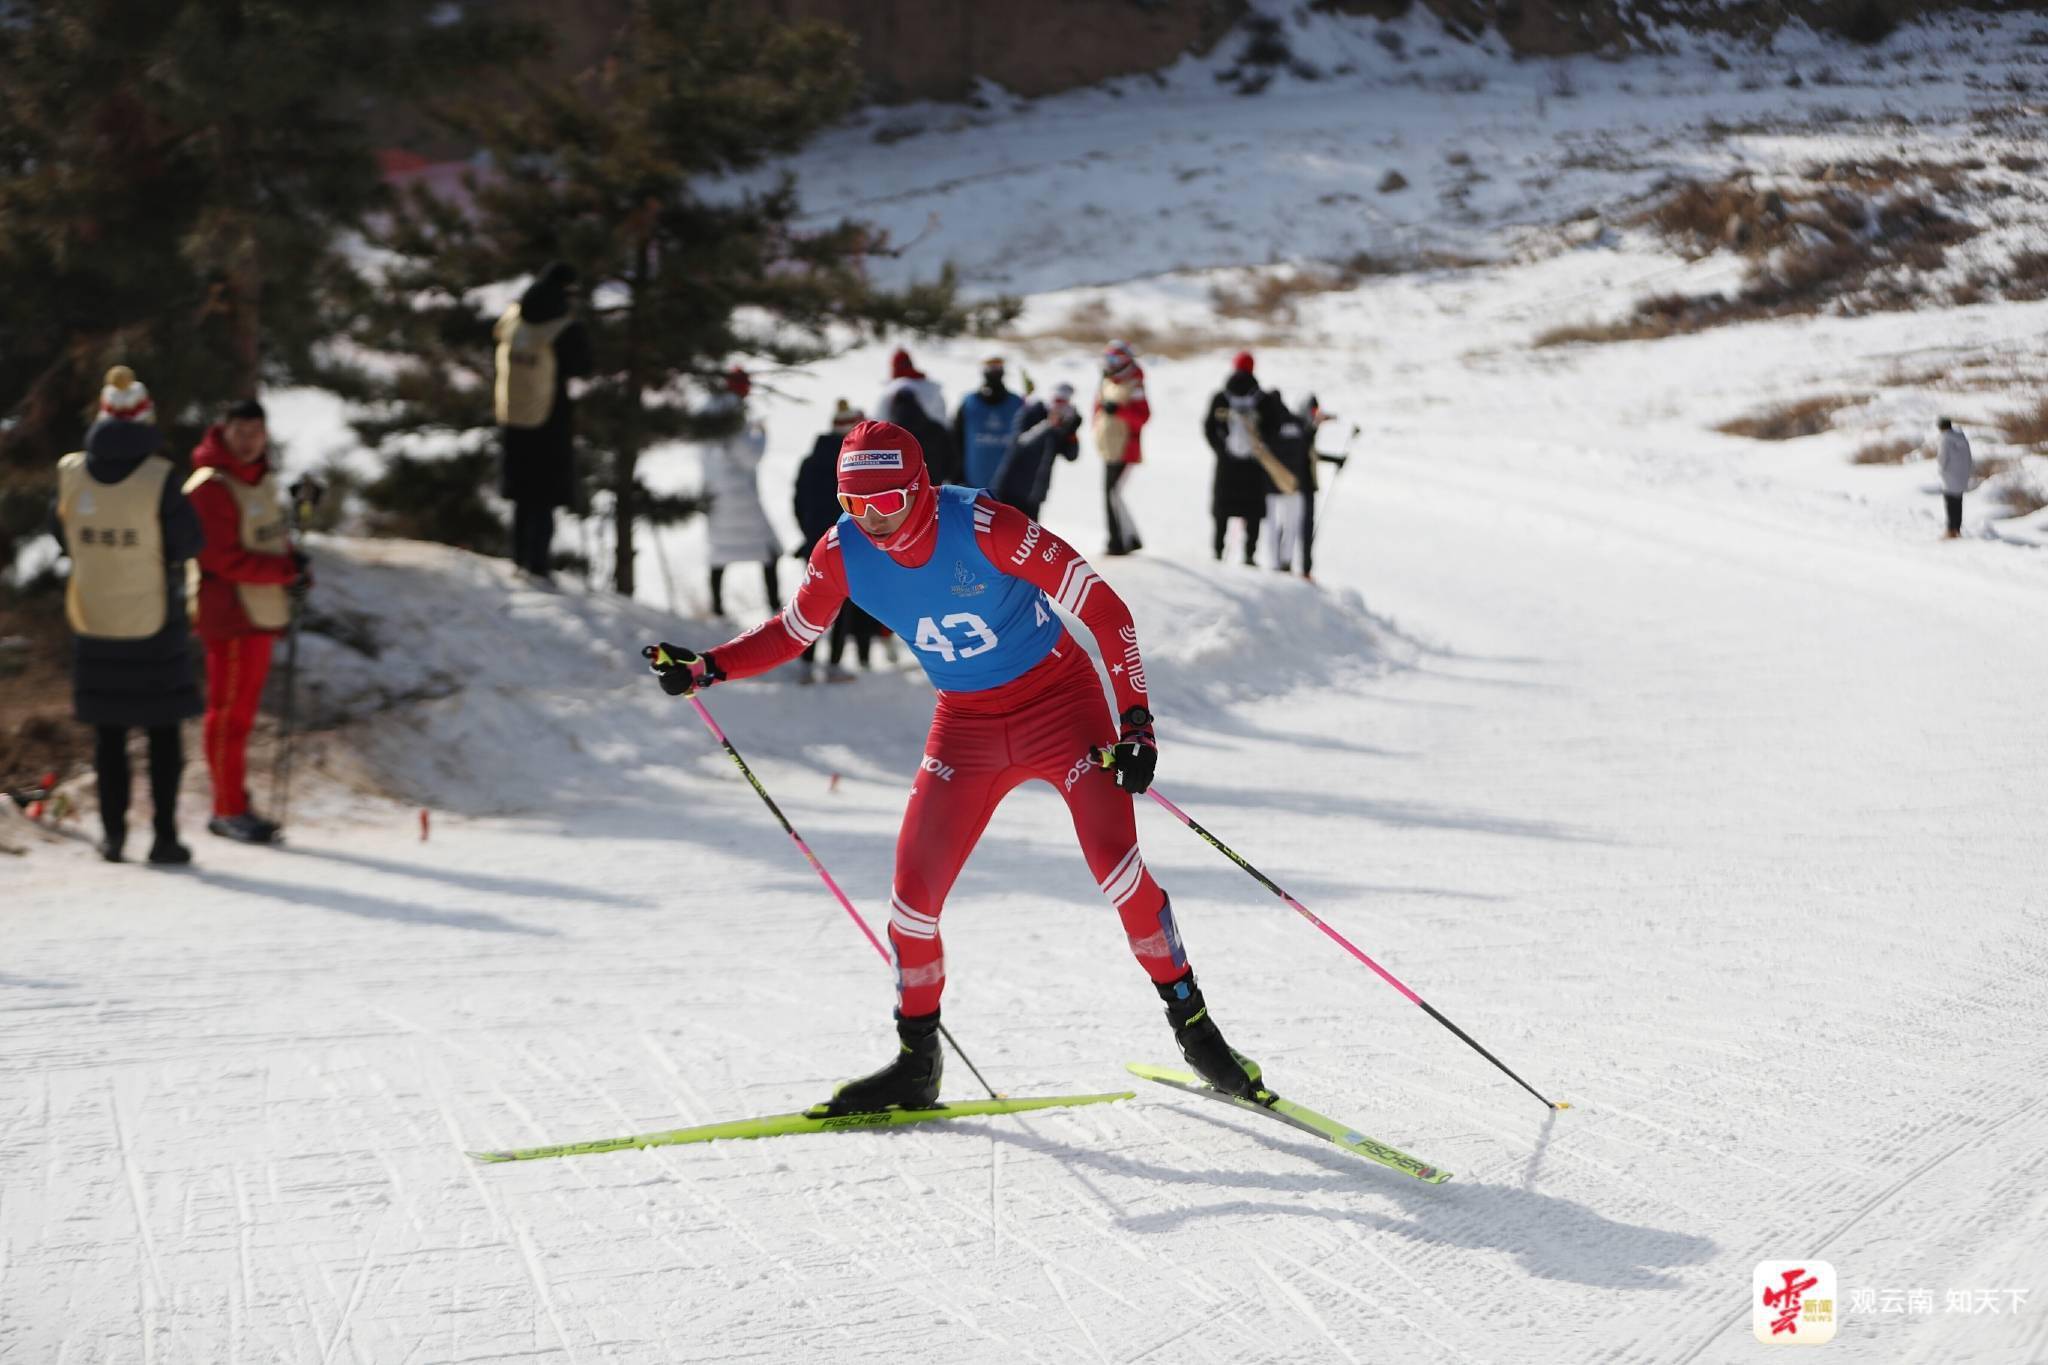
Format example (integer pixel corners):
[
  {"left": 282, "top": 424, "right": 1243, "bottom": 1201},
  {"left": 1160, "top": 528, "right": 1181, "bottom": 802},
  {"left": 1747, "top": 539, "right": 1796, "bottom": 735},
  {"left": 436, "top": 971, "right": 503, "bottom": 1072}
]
[{"left": 705, "top": 493, "right": 1184, "bottom": 1015}]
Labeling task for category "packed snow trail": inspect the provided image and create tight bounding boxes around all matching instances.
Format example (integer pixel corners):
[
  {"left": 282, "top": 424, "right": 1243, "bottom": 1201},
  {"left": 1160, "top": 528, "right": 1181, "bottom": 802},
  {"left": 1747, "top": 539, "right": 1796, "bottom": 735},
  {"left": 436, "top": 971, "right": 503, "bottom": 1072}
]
[{"left": 5, "top": 404, "right": 2044, "bottom": 1361}]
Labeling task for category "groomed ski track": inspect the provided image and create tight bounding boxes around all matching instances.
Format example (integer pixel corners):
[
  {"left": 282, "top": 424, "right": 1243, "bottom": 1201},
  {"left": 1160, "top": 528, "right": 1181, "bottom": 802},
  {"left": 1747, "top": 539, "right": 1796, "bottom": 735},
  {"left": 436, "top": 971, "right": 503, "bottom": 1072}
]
[{"left": 5, "top": 395, "right": 2044, "bottom": 1361}]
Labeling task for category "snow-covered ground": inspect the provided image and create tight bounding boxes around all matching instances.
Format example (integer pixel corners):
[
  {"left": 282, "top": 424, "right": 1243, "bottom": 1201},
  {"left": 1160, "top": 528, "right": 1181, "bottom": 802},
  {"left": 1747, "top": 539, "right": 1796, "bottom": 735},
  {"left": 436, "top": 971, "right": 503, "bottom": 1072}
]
[{"left": 7, "top": 8, "right": 2048, "bottom": 1363}]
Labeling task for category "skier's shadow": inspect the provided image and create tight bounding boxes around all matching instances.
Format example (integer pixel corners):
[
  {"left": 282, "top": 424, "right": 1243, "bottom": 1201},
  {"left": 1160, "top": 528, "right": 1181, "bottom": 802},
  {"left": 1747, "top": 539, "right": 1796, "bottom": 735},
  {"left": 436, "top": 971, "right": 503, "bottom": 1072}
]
[
  {"left": 274, "top": 845, "right": 647, "bottom": 908},
  {"left": 195, "top": 868, "right": 558, "bottom": 937},
  {"left": 971, "top": 1111, "right": 1714, "bottom": 1291}
]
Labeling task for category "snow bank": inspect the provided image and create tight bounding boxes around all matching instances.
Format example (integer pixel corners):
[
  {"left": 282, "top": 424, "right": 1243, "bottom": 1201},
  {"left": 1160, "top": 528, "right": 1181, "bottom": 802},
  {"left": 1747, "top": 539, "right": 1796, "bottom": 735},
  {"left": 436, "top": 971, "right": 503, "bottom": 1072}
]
[{"left": 291, "top": 535, "right": 1394, "bottom": 812}]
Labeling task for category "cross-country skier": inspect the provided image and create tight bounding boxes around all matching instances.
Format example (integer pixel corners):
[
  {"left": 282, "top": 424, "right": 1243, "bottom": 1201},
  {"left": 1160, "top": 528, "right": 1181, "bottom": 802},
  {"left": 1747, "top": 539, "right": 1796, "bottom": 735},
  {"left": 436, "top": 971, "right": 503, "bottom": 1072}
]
[{"left": 646, "top": 419, "right": 1267, "bottom": 1113}]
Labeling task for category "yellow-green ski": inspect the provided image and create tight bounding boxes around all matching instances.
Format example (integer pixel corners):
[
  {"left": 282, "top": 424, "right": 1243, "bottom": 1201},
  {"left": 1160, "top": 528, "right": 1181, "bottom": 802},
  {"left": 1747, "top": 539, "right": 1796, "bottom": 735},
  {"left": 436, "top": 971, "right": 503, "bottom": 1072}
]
[
  {"left": 468, "top": 1090, "right": 1135, "bottom": 1163},
  {"left": 1127, "top": 1063, "right": 1450, "bottom": 1183}
]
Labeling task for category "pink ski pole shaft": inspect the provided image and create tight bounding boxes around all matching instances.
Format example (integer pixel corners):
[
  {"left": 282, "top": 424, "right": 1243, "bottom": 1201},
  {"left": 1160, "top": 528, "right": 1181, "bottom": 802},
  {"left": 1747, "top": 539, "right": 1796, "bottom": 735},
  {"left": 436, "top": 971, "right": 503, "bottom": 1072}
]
[
  {"left": 687, "top": 696, "right": 1000, "bottom": 1099},
  {"left": 1143, "top": 784, "right": 1566, "bottom": 1111}
]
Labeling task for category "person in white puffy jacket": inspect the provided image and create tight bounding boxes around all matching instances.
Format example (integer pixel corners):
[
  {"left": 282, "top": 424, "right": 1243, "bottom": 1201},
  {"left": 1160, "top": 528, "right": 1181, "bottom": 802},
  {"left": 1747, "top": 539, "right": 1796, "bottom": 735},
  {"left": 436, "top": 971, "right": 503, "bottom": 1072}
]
[
  {"left": 1935, "top": 417, "right": 1973, "bottom": 540},
  {"left": 702, "top": 367, "right": 782, "bottom": 615}
]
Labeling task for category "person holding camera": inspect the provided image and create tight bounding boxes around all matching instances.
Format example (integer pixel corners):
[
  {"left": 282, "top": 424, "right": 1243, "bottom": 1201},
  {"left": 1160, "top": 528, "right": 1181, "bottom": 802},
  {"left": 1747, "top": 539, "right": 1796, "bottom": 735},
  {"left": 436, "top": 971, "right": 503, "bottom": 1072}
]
[{"left": 991, "top": 381, "right": 1081, "bottom": 521}]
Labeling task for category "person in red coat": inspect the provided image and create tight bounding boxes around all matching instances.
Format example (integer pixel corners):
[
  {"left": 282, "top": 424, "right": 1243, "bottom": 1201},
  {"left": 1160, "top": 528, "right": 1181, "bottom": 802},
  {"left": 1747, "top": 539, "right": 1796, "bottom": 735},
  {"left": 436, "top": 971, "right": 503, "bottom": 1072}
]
[
  {"left": 184, "top": 399, "right": 306, "bottom": 844},
  {"left": 1092, "top": 340, "right": 1150, "bottom": 555}
]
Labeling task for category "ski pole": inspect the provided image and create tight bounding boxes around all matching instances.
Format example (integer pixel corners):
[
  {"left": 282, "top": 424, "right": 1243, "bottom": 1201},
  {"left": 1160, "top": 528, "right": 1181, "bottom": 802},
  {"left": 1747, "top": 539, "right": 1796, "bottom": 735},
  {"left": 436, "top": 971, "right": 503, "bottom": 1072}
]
[
  {"left": 1317, "top": 422, "right": 1360, "bottom": 525},
  {"left": 269, "top": 477, "right": 323, "bottom": 831},
  {"left": 271, "top": 602, "right": 302, "bottom": 828},
  {"left": 1134, "top": 776, "right": 1567, "bottom": 1112},
  {"left": 682, "top": 691, "right": 1002, "bottom": 1101}
]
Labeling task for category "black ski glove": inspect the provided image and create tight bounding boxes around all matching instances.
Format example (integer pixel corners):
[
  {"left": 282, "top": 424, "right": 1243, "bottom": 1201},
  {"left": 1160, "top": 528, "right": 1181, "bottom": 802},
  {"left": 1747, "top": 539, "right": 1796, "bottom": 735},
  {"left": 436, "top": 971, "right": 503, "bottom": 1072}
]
[
  {"left": 1101, "top": 706, "right": 1157, "bottom": 794},
  {"left": 643, "top": 643, "right": 723, "bottom": 697}
]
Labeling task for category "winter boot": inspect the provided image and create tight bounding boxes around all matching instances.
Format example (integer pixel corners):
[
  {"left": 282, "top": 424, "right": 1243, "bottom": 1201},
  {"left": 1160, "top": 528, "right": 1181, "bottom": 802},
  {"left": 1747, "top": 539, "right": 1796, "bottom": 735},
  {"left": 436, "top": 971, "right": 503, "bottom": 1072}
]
[
  {"left": 812, "top": 1010, "right": 944, "bottom": 1116},
  {"left": 147, "top": 828, "right": 192, "bottom": 866},
  {"left": 1156, "top": 971, "right": 1268, "bottom": 1102},
  {"left": 208, "top": 813, "right": 278, "bottom": 844},
  {"left": 97, "top": 824, "right": 126, "bottom": 863}
]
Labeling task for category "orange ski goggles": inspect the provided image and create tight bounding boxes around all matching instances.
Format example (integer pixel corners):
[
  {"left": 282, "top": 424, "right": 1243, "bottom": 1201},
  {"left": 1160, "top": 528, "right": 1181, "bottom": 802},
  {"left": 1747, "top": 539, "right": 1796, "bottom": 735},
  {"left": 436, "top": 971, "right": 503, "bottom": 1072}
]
[{"left": 837, "top": 485, "right": 916, "bottom": 518}]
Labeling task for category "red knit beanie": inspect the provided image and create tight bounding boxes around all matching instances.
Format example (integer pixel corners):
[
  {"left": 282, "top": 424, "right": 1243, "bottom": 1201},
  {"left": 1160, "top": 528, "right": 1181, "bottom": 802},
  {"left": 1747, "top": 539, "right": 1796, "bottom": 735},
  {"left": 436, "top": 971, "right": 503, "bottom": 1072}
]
[
  {"left": 836, "top": 420, "right": 927, "bottom": 496},
  {"left": 1232, "top": 351, "right": 1255, "bottom": 373},
  {"left": 889, "top": 348, "right": 920, "bottom": 380}
]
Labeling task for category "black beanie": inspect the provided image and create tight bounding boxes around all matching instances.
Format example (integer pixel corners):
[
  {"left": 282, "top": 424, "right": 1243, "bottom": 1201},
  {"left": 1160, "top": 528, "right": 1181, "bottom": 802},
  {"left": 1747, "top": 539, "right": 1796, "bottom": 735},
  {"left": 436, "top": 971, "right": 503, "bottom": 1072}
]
[{"left": 224, "top": 398, "right": 266, "bottom": 422}]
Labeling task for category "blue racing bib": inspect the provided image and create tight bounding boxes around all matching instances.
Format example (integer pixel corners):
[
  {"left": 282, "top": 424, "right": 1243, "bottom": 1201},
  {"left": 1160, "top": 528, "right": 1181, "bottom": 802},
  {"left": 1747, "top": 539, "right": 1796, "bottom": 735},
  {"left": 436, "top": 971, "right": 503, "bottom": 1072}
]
[{"left": 838, "top": 486, "right": 1060, "bottom": 692}]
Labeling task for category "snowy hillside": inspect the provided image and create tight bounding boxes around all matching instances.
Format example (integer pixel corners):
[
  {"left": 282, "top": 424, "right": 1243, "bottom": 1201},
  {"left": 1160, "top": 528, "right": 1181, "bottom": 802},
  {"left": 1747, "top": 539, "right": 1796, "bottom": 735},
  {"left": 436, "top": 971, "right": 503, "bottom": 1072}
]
[{"left": 8, "top": 7, "right": 2048, "bottom": 1364}]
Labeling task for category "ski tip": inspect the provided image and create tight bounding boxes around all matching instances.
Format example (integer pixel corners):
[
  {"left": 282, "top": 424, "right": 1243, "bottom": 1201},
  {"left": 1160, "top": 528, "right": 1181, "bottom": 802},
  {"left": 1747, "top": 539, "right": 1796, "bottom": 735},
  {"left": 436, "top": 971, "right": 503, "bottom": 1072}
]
[
  {"left": 1554, "top": 1101, "right": 1572, "bottom": 1111},
  {"left": 467, "top": 1150, "right": 513, "bottom": 1164}
]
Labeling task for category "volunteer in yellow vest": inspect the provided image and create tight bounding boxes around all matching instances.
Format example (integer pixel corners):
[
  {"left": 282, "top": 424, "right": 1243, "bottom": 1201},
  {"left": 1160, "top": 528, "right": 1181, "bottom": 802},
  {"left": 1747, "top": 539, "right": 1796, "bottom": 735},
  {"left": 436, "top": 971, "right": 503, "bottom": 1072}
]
[
  {"left": 186, "top": 398, "right": 306, "bottom": 845},
  {"left": 50, "top": 366, "right": 203, "bottom": 865},
  {"left": 493, "top": 261, "right": 591, "bottom": 581}
]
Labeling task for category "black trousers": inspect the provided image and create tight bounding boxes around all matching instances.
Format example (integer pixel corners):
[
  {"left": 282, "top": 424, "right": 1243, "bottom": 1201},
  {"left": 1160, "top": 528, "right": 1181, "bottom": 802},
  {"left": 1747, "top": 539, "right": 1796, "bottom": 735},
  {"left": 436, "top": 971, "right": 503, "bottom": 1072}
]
[
  {"left": 511, "top": 501, "right": 554, "bottom": 577},
  {"left": 1944, "top": 494, "right": 1963, "bottom": 535},
  {"left": 95, "top": 724, "right": 183, "bottom": 840},
  {"left": 1301, "top": 488, "right": 1318, "bottom": 578},
  {"left": 1104, "top": 462, "right": 1141, "bottom": 554},
  {"left": 829, "top": 607, "right": 880, "bottom": 667},
  {"left": 1212, "top": 515, "right": 1261, "bottom": 564},
  {"left": 709, "top": 561, "right": 782, "bottom": 617}
]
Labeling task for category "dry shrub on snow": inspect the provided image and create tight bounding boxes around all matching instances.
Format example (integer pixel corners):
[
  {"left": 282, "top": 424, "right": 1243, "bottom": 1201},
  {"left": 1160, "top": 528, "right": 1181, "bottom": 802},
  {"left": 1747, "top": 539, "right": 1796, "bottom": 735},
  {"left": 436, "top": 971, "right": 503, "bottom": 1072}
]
[
  {"left": 1717, "top": 394, "right": 1862, "bottom": 441},
  {"left": 1542, "top": 171, "right": 1980, "bottom": 348},
  {"left": 1004, "top": 296, "right": 1239, "bottom": 361},
  {"left": 1532, "top": 293, "right": 1693, "bottom": 347},
  {"left": 2002, "top": 250, "right": 2048, "bottom": 302},
  {"left": 2003, "top": 398, "right": 2048, "bottom": 448},
  {"left": 1996, "top": 469, "right": 2048, "bottom": 517},
  {"left": 1850, "top": 437, "right": 1919, "bottom": 465},
  {"left": 1210, "top": 267, "right": 1353, "bottom": 325},
  {"left": 1209, "top": 252, "right": 1484, "bottom": 326}
]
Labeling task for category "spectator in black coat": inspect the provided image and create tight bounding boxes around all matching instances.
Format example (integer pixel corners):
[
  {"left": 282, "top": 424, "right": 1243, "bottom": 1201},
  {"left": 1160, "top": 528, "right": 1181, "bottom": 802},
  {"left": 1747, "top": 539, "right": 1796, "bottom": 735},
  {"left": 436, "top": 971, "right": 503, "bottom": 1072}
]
[
  {"left": 493, "top": 262, "right": 592, "bottom": 580},
  {"left": 883, "top": 381, "right": 960, "bottom": 490},
  {"left": 990, "top": 382, "right": 1080, "bottom": 520},
  {"left": 794, "top": 400, "right": 860, "bottom": 557},
  {"left": 1203, "top": 353, "right": 1280, "bottom": 564},
  {"left": 49, "top": 367, "right": 203, "bottom": 864},
  {"left": 1295, "top": 394, "right": 1349, "bottom": 581},
  {"left": 791, "top": 400, "right": 884, "bottom": 682}
]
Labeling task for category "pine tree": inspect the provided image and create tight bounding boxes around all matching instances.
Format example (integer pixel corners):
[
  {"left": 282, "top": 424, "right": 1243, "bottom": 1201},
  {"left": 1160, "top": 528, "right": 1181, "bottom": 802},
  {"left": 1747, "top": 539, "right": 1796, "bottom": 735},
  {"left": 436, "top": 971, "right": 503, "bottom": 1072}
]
[
  {"left": 0, "top": 0, "right": 541, "bottom": 579},
  {"left": 341, "top": 0, "right": 1015, "bottom": 596}
]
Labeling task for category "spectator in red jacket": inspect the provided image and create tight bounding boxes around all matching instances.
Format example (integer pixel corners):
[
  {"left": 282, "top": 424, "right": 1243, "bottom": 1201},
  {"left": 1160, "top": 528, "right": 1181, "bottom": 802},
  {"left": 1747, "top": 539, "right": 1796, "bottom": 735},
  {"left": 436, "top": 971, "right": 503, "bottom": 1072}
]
[
  {"left": 1093, "top": 340, "right": 1150, "bottom": 555},
  {"left": 183, "top": 399, "right": 305, "bottom": 844}
]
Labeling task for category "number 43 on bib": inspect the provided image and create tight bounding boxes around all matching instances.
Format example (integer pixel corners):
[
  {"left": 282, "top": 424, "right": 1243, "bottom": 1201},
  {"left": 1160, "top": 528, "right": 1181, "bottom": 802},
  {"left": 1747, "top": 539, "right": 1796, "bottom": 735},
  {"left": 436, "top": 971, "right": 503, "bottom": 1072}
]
[{"left": 913, "top": 599, "right": 1051, "bottom": 661}]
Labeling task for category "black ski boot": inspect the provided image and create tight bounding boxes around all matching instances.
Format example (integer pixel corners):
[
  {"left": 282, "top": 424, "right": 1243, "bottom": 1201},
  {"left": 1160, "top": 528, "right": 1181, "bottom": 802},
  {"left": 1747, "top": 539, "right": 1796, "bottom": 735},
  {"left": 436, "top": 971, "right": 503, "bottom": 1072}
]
[
  {"left": 813, "top": 1010, "right": 943, "bottom": 1116},
  {"left": 1157, "top": 971, "right": 1269, "bottom": 1102}
]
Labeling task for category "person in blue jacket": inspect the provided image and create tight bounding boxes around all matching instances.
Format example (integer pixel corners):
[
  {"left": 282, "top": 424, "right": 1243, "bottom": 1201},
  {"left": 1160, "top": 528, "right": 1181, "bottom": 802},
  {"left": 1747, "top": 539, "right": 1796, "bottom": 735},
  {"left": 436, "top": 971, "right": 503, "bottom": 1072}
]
[{"left": 952, "top": 355, "right": 1024, "bottom": 490}]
